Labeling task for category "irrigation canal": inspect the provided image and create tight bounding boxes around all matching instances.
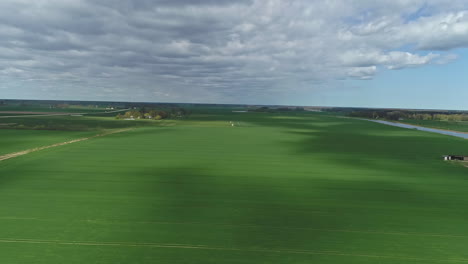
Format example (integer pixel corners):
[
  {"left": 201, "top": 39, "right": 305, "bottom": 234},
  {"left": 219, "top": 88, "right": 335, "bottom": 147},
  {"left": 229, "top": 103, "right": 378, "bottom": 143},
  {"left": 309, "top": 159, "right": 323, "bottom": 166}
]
[{"left": 365, "top": 119, "right": 468, "bottom": 139}]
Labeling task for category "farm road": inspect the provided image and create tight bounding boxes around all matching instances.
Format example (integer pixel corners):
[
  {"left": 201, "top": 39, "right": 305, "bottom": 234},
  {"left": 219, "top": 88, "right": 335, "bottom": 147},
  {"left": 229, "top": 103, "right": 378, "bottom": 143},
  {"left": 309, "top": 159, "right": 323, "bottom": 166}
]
[
  {"left": 0, "top": 128, "right": 132, "bottom": 162},
  {"left": 0, "top": 108, "right": 129, "bottom": 118}
]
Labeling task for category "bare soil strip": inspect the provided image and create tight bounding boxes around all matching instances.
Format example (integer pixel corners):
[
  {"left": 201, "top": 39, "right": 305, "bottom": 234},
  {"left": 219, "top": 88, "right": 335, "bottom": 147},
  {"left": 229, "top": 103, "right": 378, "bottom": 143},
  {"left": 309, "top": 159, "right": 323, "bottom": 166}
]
[
  {"left": 0, "top": 238, "right": 466, "bottom": 262},
  {"left": 0, "top": 108, "right": 129, "bottom": 119},
  {"left": 0, "top": 111, "right": 75, "bottom": 115},
  {"left": 0, "top": 113, "right": 85, "bottom": 118},
  {"left": 0, "top": 128, "right": 132, "bottom": 162}
]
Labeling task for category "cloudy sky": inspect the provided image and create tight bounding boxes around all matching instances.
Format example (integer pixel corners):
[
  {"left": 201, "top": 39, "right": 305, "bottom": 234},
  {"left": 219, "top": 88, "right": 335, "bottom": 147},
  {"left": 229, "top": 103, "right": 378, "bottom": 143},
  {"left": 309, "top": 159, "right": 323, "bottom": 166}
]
[{"left": 1, "top": 0, "right": 468, "bottom": 109}]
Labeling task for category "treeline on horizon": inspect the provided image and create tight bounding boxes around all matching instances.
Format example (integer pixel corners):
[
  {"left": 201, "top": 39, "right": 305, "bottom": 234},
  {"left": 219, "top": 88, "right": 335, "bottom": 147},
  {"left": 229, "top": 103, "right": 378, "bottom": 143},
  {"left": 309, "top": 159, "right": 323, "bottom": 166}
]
[
  {"left": 0, "top": 99, "right": 249, "bottom": 109},
  {"left": 339, "top": 109, "right": 468, "bottom": 121},
  {"left": 249, "top": 106, "right": 306, "bottom": 112}
]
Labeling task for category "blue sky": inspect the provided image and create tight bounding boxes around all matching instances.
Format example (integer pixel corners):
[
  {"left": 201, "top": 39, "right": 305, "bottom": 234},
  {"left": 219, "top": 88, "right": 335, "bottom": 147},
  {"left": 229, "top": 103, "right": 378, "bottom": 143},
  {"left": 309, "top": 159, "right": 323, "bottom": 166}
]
[
  {"left": 1, "top": 1, "right": 468, "bottom": 109},
  {"left": 289, "top": 48, "right": 468, "bottom": 110},
  {"left": 342, "top": 49, "right": 468, "bottom": 110}
]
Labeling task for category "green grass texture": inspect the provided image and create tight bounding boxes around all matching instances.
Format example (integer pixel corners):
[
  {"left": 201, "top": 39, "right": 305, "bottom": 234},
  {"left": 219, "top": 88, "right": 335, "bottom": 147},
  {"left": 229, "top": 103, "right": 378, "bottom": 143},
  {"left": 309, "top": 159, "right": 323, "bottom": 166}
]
[{"left": 1, "top": 111, "right": 468, "bottom": 263}]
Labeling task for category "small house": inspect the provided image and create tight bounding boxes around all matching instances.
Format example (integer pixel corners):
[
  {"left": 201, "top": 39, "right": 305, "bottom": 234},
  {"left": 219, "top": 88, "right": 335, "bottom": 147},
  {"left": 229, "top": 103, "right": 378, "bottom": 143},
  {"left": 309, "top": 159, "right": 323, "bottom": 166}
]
[{"left": 443, "top": 155, "right": 468, "bottom": 161}]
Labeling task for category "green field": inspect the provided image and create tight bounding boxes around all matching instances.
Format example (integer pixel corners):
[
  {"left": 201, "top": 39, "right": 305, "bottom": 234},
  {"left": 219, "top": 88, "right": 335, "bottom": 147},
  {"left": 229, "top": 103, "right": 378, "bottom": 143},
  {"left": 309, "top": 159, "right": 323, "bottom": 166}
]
[
  {"left": 1, "top": 111, "right": 468, "bottom": 263},
  {"left": 0, "top": 115, "right": 162, "bottom": 131}
]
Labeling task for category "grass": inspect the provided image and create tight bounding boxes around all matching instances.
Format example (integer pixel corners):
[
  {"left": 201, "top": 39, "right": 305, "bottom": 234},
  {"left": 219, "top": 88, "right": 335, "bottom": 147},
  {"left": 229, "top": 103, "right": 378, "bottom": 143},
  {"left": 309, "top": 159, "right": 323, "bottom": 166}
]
[{"left": 1, "top": 110, "right": 468, "bottom": 263}]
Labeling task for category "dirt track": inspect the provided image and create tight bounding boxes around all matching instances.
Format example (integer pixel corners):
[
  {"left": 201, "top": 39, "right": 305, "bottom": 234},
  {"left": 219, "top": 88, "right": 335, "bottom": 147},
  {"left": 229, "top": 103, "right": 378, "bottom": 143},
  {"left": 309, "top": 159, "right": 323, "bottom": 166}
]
[
  {"left": 0, "top": 128, "right": 132, "bottom": 162},
  {"left": 0, "top": 108, "right": 129, "bottom": 119},
  {"left": 0, "top": 111, "right": 74, "bottom": 115}
]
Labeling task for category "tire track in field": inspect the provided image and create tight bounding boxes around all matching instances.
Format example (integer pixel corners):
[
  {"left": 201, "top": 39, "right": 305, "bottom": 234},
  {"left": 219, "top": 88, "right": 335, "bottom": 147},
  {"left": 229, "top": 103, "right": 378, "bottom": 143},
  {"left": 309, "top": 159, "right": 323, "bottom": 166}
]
[
  {"left": 128, "top": 220, "right": 468, "bottom": 239},
  {"left": 1, "top": 216, "right": 466, "bottom": 239},
  {"left": 0, "top": 128, "right": 133, "bottom": 162},
  {"left": 0, "top": 237, "right": 466, "bottom": 263}
]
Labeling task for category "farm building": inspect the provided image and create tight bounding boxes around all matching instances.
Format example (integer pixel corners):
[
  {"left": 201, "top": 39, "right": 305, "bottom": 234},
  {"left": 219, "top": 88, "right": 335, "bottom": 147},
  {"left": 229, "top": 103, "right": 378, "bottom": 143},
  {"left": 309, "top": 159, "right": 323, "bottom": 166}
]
[{"left": 443, "top": 155, "right": 468, "bottom": 161}]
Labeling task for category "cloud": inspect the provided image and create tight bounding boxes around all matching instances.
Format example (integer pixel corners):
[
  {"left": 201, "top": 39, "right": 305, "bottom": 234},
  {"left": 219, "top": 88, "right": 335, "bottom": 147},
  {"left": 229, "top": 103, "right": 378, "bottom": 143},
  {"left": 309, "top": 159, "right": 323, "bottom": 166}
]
[
  {"left": 340, "top": 50, "right": 438, "bottom": 69},
  {"left": 347, "top": 66, "right": 377, "bottom": 80},
  {"left": 0, "top": 0, "right": 467, "bottom": 103},
  {"left": 405, "top": 11, "right": 468, "bottom": 50}
]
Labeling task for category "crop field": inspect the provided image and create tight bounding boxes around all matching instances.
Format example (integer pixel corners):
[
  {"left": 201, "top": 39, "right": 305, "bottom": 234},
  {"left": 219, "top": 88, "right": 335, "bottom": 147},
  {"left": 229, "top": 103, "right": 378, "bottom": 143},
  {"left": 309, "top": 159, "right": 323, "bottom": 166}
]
[
  {"left": 1, "top": 110, "right": 468, "bottom": 263},
  {"left": 0, "top": 115, "right": 161, "bottom": 131}
]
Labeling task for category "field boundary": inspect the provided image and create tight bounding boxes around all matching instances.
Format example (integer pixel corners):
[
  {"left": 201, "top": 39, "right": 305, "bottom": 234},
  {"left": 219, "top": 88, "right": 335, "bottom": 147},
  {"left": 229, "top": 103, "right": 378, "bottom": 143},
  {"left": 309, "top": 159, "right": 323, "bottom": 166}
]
[{"left": 0, "top": 128, "right": 133, "bottom": 162}]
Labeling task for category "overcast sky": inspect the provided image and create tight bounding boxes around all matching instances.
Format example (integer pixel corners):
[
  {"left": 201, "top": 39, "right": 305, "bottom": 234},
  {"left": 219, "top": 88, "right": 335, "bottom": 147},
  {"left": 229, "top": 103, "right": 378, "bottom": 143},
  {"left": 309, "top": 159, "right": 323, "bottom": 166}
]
[{"left": 1, "top": 0, "right": 468, "bottom": 109}]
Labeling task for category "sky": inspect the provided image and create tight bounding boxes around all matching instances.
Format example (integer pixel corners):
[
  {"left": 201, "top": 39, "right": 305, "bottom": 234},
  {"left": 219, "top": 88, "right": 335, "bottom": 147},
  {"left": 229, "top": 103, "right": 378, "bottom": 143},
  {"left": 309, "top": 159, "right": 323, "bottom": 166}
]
[{"left": 1, "top": 0, "right": 468, "bottom": 109}]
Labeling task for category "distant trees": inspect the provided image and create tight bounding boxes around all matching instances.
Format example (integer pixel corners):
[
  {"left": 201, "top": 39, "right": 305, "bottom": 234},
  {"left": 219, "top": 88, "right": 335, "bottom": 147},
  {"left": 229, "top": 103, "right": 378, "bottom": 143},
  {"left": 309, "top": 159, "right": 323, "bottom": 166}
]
[
  {"left": 54, "top": 103, "right": 70, "bottom": 108},
  {"left": 249, "top": 106, "right": 271, "bottom": 112},
  {"left": 248, "top": 106, "right": 304, "bottom": 113},
  {"left": 349, "top": 110, "right": 468, "bottom": 122}
]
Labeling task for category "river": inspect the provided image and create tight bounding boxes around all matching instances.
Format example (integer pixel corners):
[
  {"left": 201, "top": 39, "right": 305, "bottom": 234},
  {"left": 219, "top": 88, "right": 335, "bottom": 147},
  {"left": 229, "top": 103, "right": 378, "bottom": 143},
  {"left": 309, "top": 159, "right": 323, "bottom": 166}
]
[{"left": 365, "top": 119, "right": 468, "bottom": 139}]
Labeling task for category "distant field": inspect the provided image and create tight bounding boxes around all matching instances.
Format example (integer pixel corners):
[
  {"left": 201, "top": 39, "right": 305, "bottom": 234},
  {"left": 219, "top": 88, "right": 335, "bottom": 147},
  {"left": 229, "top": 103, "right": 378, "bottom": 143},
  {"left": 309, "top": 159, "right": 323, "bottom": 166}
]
[
  {"left": 402, "top": 119, "right": 468, "bottom": 133},
  {"left": 0, "top": 115, "right": 162, "bottom": 131},
  {"left": 1, "top": 111, "right": 468, "bottom": 263}
]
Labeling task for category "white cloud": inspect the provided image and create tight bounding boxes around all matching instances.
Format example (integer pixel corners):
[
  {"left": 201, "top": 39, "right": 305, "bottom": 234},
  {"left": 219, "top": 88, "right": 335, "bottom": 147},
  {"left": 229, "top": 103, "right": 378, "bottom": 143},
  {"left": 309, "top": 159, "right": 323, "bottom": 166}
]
[
  {"left": 347, "top": 66, "right": 377, "bottom": 80},
  {"left": 0, "top": 0, "right": 467, "bottom": 103},
  {"left": 384, "top": 52, "right": 439, "bottom": 69},
  {"left": 340, "top": 50, "right": 438, "bottom": 70},
  {"left": 403, "top": 11, "right": 468, "bottom": 50}
]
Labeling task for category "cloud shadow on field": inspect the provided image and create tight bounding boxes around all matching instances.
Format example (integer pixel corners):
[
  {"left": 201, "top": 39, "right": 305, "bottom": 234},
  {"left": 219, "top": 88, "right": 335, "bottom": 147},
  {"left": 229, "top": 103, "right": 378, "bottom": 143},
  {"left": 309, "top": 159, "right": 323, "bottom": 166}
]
[
  {"left": 241, "top": 113, "right": 468, "bottom": 172},
  {"left": 120, "top": 163, "right": 459, "bottom": 262},
  {"left": 131, "top": 166, "right": 357, "bottom": 255}
]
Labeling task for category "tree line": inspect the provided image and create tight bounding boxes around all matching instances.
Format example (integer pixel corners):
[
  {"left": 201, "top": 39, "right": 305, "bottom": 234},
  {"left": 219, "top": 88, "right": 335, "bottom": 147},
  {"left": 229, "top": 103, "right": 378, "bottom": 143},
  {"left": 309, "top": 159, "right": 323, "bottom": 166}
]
[
  {"left": 348, "top": 110, "right": 468, "bottom": 121},
  {"left": 248, "top": 106, "right": 305, "bottom": 113}
]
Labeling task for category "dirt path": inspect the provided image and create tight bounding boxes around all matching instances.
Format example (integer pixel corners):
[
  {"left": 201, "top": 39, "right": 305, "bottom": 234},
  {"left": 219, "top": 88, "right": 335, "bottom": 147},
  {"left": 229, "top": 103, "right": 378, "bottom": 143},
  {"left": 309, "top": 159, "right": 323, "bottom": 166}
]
[
  {"left": 0, "top": 128, "right": 132, "bottom": 162},
  {"left": 0, "top": 108, "right": 130, "bottom": 119},
  {"left": 0, "top": 113, "right": 86, "bottom": 118},
  {"left": 0, "top": 111, "right": 76, "bottom": 115}
]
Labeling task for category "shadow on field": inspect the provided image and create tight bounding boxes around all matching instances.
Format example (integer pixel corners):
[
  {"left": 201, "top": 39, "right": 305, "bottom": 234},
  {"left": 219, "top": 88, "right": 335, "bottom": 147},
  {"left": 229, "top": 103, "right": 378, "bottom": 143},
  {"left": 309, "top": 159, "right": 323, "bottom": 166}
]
[
  {"left": 241, "top": 114, "right": 468, "bottom": 175},
  {"left": 137, "top": 166, "right": 355, "bottom": 253},
  {"left": 128, "top": 165, "right": 458, "bottom": 262},
  {"left": 175, "top": 110, "right": 468, "bottom": 191}
]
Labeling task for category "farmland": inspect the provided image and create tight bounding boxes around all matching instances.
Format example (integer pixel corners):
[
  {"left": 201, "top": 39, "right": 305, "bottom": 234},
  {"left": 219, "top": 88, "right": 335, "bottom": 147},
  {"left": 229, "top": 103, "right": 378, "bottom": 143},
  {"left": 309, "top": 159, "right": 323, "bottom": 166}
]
[{"left": 1, "top": 108, "right": 468, "bottom": 263}]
